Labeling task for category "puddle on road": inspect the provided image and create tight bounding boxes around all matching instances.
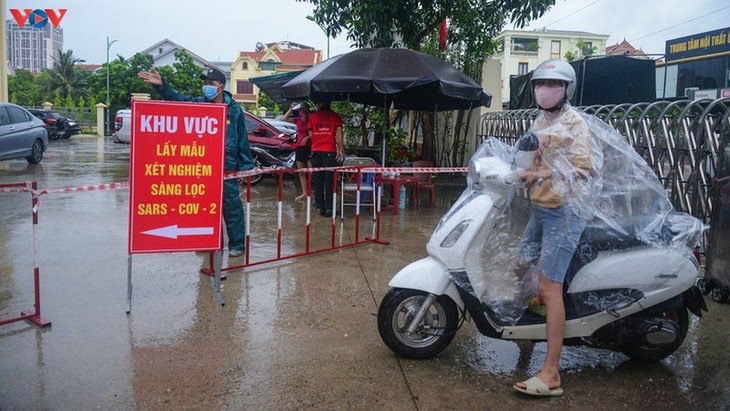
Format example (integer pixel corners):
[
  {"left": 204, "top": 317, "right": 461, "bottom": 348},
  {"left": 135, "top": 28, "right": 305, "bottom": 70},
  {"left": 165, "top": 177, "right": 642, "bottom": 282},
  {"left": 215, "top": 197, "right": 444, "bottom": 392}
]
[
  {"left": 456, "top": 335, "right": 622, "bottom": 376},
  {"left": 449, "top": 316, "right": 701, "bottom": 393}
]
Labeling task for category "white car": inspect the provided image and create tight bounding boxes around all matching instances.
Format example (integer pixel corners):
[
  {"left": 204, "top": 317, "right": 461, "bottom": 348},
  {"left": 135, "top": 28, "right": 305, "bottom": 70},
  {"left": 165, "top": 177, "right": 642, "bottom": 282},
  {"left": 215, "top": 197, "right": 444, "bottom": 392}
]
[{"left": 112, "top": 109, "right": 131, "bottom": 144}]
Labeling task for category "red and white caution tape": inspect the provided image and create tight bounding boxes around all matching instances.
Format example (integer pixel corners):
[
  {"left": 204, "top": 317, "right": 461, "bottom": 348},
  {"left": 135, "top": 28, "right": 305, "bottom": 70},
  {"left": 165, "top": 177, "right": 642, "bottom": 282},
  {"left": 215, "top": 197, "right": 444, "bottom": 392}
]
[
  {"left": 0, "top": 181, "right": 34, "bottom": 193},
  {"left": 38, "top": 182, "right": 130, "bottom": 195},
  {"left": 0, "top": 181, "right": 129, "bottom": 197},
  {"left": 0, "top": 167, "right": 467, "bottom": 197},
  {"left": 226, "top": 166, "right": 468, "bottom": 180}
]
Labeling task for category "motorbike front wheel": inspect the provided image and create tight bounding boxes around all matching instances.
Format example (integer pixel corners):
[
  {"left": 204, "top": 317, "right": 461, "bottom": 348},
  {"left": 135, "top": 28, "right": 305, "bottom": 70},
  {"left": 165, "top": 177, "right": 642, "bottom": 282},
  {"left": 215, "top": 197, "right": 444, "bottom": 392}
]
[
  {"left": 620, "top": 307, "right": 688, "bottom": 361},
  {"left": 377, "top": 288, "right": 459, "bottom": 359},
  {"left": 240, "top": 158, "right": 264, "bottom": 187}
]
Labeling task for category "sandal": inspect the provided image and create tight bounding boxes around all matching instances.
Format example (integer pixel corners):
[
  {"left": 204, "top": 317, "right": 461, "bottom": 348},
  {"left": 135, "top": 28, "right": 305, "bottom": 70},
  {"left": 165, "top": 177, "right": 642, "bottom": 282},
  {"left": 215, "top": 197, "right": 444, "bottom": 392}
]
[{"left": 513, "top": 377, "right": 563, "bottom": 397}]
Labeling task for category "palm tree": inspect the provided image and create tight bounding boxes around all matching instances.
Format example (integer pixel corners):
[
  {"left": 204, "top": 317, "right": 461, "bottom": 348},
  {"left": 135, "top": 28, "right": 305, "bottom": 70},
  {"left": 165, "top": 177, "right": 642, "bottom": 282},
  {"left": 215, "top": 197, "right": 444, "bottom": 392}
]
[{"left": 44, "top": 49, "right": 88, "bottom": 99}]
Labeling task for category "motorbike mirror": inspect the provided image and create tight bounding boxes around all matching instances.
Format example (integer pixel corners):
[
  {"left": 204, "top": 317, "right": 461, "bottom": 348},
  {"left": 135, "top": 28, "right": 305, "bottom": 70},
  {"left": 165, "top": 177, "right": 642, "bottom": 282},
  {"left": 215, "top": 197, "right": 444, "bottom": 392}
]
[{"left": 516, "top": 132, "right": 539, "bottom": 151}]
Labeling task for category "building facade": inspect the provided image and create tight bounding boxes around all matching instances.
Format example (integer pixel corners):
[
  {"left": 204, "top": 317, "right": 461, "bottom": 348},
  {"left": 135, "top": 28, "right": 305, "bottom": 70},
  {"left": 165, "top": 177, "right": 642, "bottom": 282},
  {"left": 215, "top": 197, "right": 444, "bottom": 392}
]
[
  {"left": 230, "top": 43, "right": 321, "bottom": 105},
  {"left": 656, "top": 26, "right": 730, "bottom": 100},
  {"left": 489, "top": 28, "right": 609, "bottom": 107},
  {"left": 5, "top": 20, "right": 63, "bottom": 73}
]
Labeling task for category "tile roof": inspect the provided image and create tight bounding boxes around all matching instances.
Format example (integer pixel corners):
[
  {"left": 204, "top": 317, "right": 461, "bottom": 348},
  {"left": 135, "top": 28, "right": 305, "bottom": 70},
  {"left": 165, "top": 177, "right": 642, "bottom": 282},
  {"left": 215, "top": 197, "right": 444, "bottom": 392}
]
[
  {"left": 239, "top": 48, "right": 321, "bottom": 67},
  {"left": 606, "top": 38, "right": 646, "bottom": 56}
]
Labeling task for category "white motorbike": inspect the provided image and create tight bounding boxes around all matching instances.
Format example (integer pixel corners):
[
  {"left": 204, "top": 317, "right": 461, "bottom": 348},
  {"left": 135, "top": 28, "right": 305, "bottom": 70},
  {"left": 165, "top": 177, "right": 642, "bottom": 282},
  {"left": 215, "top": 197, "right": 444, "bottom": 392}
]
[{"left": 377, "top": 137, "right": 707, "bottom": 361}]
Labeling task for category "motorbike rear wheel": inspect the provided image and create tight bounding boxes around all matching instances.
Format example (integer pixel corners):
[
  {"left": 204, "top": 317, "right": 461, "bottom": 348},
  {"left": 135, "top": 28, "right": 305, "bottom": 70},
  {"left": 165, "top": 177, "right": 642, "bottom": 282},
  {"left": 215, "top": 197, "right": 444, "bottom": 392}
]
[
  {"left": 377, "top": 288, "right": 459, "bottom": 359},
  {"left": 620, "top": 307, "right": 688, "bottom": 361},
  {"left": 711, "top": 285, "right": 729, "bottom": 303}
]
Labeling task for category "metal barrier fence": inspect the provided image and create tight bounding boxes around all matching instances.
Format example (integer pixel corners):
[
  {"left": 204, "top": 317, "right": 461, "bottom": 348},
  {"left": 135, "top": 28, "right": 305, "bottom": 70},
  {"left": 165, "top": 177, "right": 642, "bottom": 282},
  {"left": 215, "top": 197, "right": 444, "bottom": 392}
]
[
  {"left": 478, "top": 98, "right": 730, "bottom": 224},
  {"left": 0, "top": 182, "right": 51, "bottom": 328}
]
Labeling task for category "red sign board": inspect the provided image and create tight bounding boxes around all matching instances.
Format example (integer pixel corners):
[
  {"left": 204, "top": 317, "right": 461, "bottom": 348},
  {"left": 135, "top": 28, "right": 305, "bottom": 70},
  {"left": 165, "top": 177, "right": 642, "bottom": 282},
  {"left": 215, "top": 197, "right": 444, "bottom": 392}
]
[{"left": 128, "top": 100, "right": 226, "bottom": 254}]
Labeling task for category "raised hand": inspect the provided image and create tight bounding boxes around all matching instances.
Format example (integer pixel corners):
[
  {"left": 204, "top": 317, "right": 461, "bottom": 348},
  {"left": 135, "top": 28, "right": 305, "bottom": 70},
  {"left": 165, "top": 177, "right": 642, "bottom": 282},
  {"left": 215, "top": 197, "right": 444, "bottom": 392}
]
[{"left": 137, "top": 67, "right": 163, "bottom": 86}]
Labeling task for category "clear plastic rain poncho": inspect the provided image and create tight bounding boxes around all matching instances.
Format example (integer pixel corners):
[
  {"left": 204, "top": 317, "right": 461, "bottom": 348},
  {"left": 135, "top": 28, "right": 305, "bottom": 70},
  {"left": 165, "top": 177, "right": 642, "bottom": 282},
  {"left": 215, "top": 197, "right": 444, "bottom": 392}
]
[{"left": 432, "top": 105, "right": 705, "bottom": 324}]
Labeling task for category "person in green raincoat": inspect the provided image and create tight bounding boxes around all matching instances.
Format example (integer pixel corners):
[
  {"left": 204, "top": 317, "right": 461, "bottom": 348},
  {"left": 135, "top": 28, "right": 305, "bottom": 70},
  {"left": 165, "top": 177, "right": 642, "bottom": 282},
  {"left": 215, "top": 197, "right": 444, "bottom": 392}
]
[{"left": 138, "top": 66, "right": 253, "bottom": 257}]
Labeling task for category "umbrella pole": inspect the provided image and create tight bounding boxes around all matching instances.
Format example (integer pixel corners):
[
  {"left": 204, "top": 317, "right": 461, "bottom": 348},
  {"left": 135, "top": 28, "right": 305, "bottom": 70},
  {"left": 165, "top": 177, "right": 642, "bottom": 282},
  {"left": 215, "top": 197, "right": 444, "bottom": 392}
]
[
  {"left": 433, "top": 106, "right": 437, "bottom": 165},
  {"left": 381, "top": 97, "right": 388, "bottom": 166}
]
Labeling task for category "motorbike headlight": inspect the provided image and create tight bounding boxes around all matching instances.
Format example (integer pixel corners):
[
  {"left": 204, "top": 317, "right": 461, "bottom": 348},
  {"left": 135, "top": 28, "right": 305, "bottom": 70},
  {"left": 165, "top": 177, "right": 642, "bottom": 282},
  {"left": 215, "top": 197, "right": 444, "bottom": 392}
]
[{"left": 440, "top": 220, "right": 472, "bottom": 248}]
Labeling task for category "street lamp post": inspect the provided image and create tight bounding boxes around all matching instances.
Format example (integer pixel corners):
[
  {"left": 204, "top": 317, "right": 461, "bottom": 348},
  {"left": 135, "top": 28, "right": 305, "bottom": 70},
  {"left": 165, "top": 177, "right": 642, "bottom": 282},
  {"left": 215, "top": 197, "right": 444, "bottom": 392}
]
[
  {"left": 306, "top": 15, "right": 329, "bottom": 59},
  {"left": 106, "top": 36, "right": 117, "bottom": 136}
]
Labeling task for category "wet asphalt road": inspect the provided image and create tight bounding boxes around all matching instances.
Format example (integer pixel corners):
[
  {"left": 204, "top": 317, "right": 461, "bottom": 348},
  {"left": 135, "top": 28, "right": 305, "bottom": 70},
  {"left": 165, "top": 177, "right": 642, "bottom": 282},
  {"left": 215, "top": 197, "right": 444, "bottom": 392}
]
[{"left": 1, "top": 136, "right": 729, "bottom": 410}]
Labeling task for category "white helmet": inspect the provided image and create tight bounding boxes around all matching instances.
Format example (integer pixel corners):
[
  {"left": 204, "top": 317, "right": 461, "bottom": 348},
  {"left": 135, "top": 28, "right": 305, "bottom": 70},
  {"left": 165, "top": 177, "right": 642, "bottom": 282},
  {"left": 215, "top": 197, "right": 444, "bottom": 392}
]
[{"left": 531, "top": 59, "right": 576, "bottom": 101}]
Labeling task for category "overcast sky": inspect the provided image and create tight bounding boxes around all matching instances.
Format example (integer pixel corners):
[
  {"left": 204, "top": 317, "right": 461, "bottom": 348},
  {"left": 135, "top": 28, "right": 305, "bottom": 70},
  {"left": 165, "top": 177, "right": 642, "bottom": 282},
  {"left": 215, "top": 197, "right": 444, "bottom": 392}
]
[{"left": 5, "top": 0, "right": 730, "bottom": 64}]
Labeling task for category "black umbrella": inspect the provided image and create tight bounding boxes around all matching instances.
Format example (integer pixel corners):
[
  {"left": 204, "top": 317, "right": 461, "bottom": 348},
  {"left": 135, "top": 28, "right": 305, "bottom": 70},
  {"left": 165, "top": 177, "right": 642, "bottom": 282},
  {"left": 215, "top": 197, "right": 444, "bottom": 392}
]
[
  {"left": 281, "top": 48, "right": 491, "bottom": 111},
  {"left": 281, "top": 48, "right": 491, "bottom": 163}
]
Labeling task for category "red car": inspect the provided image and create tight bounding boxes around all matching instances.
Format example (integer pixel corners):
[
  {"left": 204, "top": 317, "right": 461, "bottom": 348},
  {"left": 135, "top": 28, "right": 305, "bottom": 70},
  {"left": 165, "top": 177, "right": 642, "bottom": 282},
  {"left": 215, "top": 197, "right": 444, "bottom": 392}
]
[{"left": 244, "top": 110, "right": 296, "bottom": 156}]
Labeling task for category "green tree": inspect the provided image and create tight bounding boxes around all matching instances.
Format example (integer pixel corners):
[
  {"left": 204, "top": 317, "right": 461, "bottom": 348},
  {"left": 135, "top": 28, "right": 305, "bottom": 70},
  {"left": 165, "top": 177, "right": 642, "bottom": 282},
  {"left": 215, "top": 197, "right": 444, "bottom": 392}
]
[
  {"left": 303, "top": 0, "right": 552, "bottom": 52},
  {"left": 87, "top": 58, "right": 129, "bottom": 114},
  {"left": 42, "top": 49, "right": 88, "bottom": 100},
  {"left": 300, "top": 0, "right": 555, "bottom": 165},
  {"left": 33, "top": 70, "right": 54, "bottom": 104},
  {"left": 85, "top": 50, "right": 205, "bottom": 118},
  {"left": 88, "top": 95, "right": 98, "bottom": 125},
  {"left": 257, "top": 92, "right": 287, "bottom": 117},
  {"left": 8, "top": 69, "right": 38, "bottom": 106},
  {"left": 53, "top": 94, "right": 63, "bottom": 110},
  {"left": 125, "top": 53, "right": 156, "bottom": 97},
  {"left": 564, "top": 39, "right": 597, "bottom": 62},
  {"left": 63, "top": 94, "right": 75, "bottom": 109},
  {"left": 86, "top": 53, "right": 154, "bottom": 116},
  {"left": 154, "top": 50, "right": 204, "bottom": 98}
]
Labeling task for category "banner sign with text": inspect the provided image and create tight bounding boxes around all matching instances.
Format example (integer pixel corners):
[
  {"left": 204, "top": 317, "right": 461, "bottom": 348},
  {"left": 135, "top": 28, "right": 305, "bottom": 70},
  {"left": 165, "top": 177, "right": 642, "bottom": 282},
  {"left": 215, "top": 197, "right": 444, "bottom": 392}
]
[
  {"left": 128, "top": 100, "right": 226, "bottom": 254},
  {"left": 665, "top": 27, "right": 730, "bottom": 62}
]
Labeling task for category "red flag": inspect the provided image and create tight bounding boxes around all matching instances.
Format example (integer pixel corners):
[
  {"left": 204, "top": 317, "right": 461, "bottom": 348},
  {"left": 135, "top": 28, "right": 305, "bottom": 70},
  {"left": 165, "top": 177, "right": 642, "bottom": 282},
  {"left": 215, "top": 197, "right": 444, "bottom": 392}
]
[{"left": 439, "top": 19, "right": 448, "bottom": 51}]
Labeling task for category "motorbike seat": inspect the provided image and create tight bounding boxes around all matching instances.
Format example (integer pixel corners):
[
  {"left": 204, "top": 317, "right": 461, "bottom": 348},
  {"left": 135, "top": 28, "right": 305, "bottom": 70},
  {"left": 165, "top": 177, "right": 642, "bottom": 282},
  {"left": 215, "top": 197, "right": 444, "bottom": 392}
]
[{"left": 580, "top": 215, "right": 648, "bottom": 251}]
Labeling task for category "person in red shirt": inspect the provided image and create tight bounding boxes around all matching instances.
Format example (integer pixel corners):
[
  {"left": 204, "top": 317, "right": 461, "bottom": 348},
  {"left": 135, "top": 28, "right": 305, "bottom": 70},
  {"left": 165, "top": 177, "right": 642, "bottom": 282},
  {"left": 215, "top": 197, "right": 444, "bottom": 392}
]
[
  {"left": 282, "top": 102, "right": 312, "bottom": 201},
  {"left": 308, "top": 101, "right": 344, "bottom": 216}
]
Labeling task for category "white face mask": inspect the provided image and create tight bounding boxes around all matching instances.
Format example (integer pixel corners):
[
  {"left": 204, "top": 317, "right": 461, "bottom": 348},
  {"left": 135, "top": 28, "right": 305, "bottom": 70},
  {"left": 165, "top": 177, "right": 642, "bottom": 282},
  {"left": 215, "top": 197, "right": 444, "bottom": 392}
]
[{"left": 534, "top": 84, "right": 566, "bottom": 110}]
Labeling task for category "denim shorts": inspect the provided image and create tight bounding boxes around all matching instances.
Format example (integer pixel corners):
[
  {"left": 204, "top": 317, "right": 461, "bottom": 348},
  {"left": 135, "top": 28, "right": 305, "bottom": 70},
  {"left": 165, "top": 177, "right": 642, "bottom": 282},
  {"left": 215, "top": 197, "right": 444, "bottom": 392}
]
[{"left": 518, "top": 204, "right": 586, "bottom": 283}]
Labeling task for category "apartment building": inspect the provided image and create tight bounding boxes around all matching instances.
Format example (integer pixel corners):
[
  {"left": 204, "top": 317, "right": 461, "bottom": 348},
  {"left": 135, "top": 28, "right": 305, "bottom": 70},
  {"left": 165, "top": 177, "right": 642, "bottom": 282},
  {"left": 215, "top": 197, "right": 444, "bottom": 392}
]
[
  {"left": 5, "top": 19, "right": 63, "bottom": 73},
  {"left": 490, "top": 28, "right": 609, "bottom": 107}
]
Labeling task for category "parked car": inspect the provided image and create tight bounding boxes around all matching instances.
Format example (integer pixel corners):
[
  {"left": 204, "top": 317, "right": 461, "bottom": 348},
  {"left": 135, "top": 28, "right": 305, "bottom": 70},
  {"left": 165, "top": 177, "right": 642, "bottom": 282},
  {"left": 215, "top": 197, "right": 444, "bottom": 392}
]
[
  {"left": 113, "top": 109, "right": 131, "bottom": 144},
  {"left": 245, "top": 111, "right": 296, "bottom": 156},
  {"left": 113, "top": 108, "right": 296, "bottom": 154},
  {"left": 64, "top": 118, "right": 81, "bottom": 138},
  {"left": 28, "top": 109, "right": 79, "bottom": 140},
  {"left": 0, "top": 103, "right": 49, "bottom": 163},
  {"left": 262, "top": 117, "right": 298, "bottom": 134}
]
